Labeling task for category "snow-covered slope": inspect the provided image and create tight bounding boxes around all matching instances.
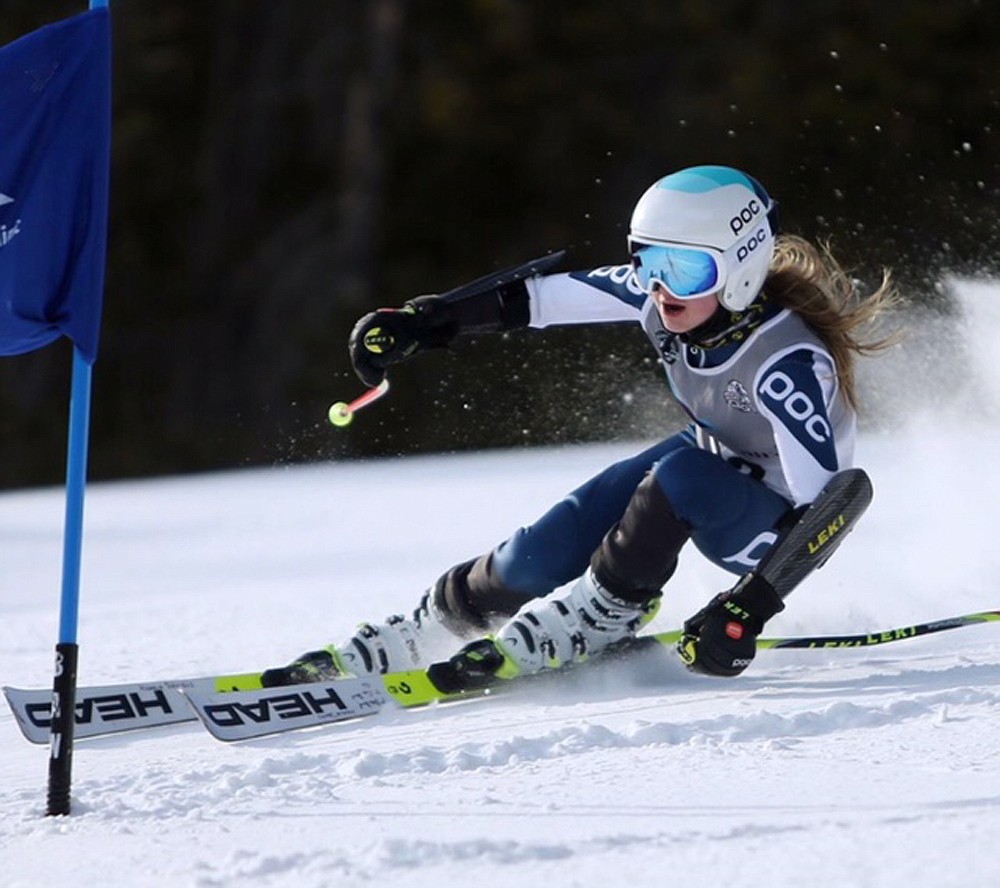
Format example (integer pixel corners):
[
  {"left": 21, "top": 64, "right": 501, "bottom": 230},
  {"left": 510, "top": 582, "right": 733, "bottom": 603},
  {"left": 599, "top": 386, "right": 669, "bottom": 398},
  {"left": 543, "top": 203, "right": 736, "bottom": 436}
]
[{"left": 2, "top": 280, "right": 999, "bottom": 888}]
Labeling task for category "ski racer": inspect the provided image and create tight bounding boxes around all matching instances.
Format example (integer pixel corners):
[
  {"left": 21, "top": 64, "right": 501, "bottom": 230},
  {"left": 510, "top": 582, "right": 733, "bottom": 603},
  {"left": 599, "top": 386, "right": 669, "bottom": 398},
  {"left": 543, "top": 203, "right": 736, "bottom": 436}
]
[{"left": 268, "top": 164, "right": 898, "bottom": 687}]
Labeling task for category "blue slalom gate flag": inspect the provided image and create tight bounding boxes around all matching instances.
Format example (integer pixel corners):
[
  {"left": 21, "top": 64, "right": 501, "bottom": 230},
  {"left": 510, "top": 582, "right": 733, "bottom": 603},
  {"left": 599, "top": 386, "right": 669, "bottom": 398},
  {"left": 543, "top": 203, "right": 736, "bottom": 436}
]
[
  {"left": 0, "top": 7, "right": 111, "bottom": 364},
  {"left": 0, "top": 4, "right": 112, "bottom": 818}
]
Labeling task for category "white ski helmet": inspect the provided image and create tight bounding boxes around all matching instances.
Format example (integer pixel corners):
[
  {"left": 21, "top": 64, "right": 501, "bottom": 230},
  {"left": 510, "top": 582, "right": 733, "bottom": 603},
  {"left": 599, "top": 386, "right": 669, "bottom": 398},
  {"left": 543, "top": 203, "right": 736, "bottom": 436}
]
[{"left": 628, "top": 165, "right": 778, "bottom": 311}]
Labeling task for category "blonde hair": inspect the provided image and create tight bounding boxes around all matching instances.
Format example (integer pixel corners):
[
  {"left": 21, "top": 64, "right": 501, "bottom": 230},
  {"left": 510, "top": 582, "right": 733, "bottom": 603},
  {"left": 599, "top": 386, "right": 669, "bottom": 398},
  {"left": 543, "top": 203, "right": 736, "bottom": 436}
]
[{"left": 765, "top": 234, "right": 900, "bottom": 411}]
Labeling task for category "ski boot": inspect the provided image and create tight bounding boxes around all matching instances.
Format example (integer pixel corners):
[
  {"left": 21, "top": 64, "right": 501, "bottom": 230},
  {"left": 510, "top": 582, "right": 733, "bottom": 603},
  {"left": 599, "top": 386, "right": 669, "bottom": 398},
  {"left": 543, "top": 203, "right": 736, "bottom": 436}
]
[
  {"left": 493, "top": 568, "right": 660, "bottom": 675},
  {"left": 263, "top": 592, "right": 466, "bottom": 686},
  {"left": 429, "top": 569, "right": 660, "bottom": 693},
  {"left": 335, "top": 591, "right": 467, "bottom": 675}
]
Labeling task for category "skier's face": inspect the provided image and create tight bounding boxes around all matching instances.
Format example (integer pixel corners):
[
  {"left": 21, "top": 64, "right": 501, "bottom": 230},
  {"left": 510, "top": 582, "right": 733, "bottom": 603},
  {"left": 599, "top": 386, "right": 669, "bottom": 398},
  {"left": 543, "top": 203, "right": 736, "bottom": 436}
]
[{"left": 649, "top": 282, "right": 720, "bottom": 333}]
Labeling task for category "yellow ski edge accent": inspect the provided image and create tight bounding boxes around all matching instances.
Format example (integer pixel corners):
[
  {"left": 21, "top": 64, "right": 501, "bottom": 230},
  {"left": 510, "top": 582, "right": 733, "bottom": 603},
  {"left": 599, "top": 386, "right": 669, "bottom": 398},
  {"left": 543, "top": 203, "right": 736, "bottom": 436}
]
[{"left": 213, "top": 672, "right": 266, "bottom": 692}]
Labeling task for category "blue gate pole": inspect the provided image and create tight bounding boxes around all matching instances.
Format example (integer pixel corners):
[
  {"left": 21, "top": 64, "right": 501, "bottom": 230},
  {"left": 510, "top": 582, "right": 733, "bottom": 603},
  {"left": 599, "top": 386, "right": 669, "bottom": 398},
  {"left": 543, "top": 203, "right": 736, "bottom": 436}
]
[
  {"left": 46, "top": 0, "right": 108, "bottom": 817},
  {"left": 46, "top": 348, "right": 94, "bottom": 816}
]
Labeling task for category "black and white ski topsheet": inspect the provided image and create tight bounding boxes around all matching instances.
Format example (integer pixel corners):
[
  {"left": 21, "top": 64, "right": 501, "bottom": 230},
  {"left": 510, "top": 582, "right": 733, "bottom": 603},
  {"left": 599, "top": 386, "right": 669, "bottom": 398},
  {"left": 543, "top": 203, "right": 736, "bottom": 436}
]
[
  {"left": 183, "top": 677, "right": 389, "bottom": 741},
  {"left": 3, "top": 673, "right": 392, "bottom": 743},
  {"left": 4, "top": 678, "right": 208, "bottom": 743}
]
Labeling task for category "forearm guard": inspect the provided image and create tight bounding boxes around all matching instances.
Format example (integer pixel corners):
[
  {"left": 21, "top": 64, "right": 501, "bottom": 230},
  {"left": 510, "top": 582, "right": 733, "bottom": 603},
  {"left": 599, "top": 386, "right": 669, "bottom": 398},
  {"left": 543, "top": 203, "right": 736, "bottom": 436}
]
[
  {"left": 406, "top": 279, "right": 530, "bottom": 347},
  {"left": 406, "top": 250, "right": 564, "bottom": 348}
]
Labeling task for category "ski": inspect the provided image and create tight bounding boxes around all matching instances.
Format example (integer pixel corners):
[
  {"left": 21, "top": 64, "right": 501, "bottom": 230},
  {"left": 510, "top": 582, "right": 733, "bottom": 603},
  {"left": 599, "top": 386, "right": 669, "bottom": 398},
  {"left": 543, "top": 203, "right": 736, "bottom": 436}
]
[
  {"left": 2, "top": 671, "right": 268, "bottom": 744},
  {"left": 183, "top": 668, "right": 515, "bottom": 741},
  {"left": 3, "top": 677, "right": 216, "bottom": 744},
  {"left": 182, "top": 676, "right": 389, "bottom": 742},
  {"left": 6, "top": 608, "right": 999, "bottom": 744},
  {"left": 2, "top": 669, "right": 435, "bottom": 744}
]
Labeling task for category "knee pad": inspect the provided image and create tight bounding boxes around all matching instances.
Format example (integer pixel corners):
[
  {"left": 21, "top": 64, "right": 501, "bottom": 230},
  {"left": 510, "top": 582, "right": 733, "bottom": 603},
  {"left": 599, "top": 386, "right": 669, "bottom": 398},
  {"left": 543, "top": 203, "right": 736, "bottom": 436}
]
[
  {"left": 430, "top": 554, "right": 535, "bottom": 632},
  {"left": 591, "top": 471, "right": 690, "bottom": 603}
]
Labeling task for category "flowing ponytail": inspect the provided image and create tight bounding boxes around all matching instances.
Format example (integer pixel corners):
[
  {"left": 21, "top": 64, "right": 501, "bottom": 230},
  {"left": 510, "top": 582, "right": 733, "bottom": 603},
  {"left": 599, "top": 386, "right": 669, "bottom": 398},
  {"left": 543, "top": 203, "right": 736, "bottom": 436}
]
[{"left": 765, "top": 235, "right": 900, "bottom": 410}]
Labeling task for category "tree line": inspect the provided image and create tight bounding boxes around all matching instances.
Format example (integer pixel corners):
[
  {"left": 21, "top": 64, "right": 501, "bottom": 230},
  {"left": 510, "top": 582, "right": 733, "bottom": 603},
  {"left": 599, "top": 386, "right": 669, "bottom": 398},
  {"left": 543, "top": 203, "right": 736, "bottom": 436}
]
[{"left": 1, "top": 0, "right": 997, "bottom": 488}]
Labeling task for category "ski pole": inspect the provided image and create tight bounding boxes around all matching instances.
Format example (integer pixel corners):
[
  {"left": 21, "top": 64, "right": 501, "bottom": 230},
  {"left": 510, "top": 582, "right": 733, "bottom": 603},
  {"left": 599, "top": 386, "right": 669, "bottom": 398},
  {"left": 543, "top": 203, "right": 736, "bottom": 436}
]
[
  {"left": 326, "top": 251, "right": 564, "bottom": 431},
  {"left": 327, "top": 378, "right": 390, "bottom": 428},
  {"left": 649, "top": 608, "right": 1000, "bottom": 650},
  {"left": 761, "top": 609, "right": 1000, "bottom": 649}
]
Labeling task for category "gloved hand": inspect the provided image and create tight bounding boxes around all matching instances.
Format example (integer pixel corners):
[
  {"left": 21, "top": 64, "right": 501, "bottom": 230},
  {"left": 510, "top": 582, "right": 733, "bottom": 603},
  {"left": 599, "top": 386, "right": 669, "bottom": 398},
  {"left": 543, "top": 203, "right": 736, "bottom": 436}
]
[
  {"left": 678, "top": 574, "right": 784, "bottom": 677},
  {"left": 348, "top": 296, "right": 456, "bottom": 387}
]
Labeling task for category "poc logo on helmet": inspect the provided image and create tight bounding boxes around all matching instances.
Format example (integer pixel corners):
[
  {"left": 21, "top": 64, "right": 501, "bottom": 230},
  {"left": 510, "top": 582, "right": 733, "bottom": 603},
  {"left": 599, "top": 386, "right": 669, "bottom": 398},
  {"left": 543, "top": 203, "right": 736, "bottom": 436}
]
[
  {"left": 759, "top": 370, "right": 832, "bottom": 443},
  {"left": 729, "top": 198, "right": 762, "bottom": 235},
  {"left": 735, "top": 227, "right": 768, "bottom": 264}
]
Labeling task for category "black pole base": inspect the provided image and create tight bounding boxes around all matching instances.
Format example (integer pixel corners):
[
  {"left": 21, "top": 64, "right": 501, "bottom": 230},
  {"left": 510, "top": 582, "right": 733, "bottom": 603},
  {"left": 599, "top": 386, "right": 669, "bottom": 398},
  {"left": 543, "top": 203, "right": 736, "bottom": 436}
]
[{"left": 45, "top": 642, "right": 79, "bottom": 816}]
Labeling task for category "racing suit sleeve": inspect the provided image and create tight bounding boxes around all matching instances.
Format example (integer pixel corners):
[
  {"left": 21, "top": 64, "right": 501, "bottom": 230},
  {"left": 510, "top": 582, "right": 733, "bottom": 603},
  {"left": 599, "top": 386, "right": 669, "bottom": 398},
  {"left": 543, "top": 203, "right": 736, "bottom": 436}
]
[{"left": 526, "top": 266, "right": 645, "bottom": 328}]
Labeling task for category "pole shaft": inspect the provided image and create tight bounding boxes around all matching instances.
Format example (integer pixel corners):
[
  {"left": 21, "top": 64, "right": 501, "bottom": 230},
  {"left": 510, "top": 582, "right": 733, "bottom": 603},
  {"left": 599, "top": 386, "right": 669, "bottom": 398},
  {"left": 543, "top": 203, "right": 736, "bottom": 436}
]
[{"left": 47, "top": 347, "right": 94, "bottom": 816}]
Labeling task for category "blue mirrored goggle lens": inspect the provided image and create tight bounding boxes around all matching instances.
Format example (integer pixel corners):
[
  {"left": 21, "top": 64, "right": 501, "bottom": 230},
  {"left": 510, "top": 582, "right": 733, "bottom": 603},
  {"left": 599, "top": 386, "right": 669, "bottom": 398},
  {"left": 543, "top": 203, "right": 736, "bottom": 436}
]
[{"left": 631, "top": 244, "right": 721, "bottom": 297}]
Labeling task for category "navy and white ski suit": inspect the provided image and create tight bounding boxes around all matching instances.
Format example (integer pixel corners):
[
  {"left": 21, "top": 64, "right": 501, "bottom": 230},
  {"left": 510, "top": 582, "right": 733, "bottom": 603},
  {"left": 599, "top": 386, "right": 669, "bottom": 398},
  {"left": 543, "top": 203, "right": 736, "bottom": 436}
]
[{"left": 483, "top": 264, "right": 855, "bottom": 604}]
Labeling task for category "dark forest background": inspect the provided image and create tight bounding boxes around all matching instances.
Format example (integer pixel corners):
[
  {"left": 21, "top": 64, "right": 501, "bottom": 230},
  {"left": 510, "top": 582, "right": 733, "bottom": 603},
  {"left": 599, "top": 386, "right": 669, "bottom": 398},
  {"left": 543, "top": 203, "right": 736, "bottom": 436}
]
[{"left": 1, "top": 1, "right": 998, "bottom": 490}]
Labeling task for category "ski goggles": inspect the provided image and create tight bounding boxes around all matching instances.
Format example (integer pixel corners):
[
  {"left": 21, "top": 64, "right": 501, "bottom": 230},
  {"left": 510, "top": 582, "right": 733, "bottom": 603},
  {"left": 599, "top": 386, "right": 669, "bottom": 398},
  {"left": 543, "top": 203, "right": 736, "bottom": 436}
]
[{"left": 629, "top": 241, "right": 727, "bottom": 299}]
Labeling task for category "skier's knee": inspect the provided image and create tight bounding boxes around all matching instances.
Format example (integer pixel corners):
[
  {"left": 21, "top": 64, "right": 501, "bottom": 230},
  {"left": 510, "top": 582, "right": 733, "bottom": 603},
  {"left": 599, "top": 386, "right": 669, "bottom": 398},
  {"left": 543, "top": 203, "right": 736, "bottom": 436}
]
[{"left": 650, "top": 446, "right": 725, "bottom": 520}]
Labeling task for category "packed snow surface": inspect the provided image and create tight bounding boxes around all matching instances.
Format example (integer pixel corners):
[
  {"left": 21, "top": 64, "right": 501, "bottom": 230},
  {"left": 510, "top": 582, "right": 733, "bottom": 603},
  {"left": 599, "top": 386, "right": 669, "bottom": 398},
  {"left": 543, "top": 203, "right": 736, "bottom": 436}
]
[{"left": 2, "top": 279, "right": 999, "bottom": 887}]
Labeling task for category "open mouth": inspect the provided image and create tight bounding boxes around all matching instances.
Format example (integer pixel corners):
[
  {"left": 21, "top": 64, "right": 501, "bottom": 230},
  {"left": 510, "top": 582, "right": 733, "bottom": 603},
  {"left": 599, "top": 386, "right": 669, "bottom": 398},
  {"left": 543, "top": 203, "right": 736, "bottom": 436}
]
[{"left": 660, "top": 302, "right": 685, "bottom": 316}]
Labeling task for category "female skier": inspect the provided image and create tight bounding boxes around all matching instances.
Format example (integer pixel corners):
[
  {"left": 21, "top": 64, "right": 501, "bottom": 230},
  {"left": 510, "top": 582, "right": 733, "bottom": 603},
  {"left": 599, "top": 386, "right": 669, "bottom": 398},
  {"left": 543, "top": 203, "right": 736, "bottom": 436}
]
[{"left": 268, "top": 165, "right": 897, "bottom": 686}]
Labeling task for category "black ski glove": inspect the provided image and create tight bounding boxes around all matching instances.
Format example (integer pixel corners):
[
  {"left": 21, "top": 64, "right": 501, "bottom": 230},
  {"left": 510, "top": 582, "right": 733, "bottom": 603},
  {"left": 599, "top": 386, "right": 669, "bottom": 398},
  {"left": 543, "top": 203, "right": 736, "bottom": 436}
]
[
  {"left": 348, "top": 295, "right": 457, "bottom": 387},
  {"left": 678, "top": 574, "right": 784, "bottom": 677}
]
